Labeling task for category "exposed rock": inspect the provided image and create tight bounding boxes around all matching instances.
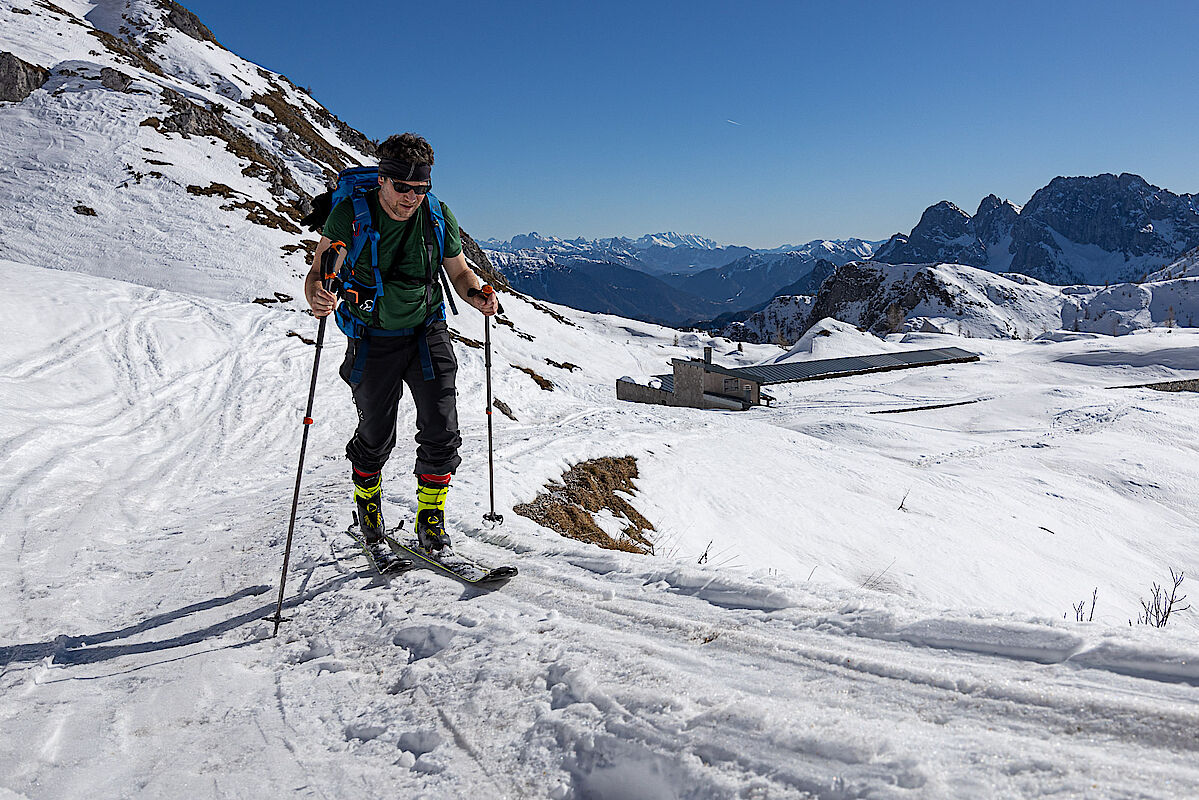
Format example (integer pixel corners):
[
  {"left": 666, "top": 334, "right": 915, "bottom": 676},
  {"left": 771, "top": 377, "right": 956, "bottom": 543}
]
[
  {"left": 806, "top": 261, "right": 961, "bottom": 337},
  {"left": 158, "top": 0, "right": 219, "bottom": 44},
  {"left": 875, "top": 174, "right": 1199, "bottom": 285},
  {"left": 972, "top": 194, "right": 1019, "bottom": 248},
  {"left": 0, "top": 51, "right": 50, "bottom": 102},
  {"left": 874, "top": 201, "right": 985, "bottom": 266},
  {"left": 460, "top": 231, "right": 510, "bottom": 291},
  {"left": 306, "top": 102, "right": 377, "bottom": 159},
  {"left": 154, "top": 88, "right": 308, "bottom": 203},
  {"left": 86, "top": 27, "right": 166, "bottom": 77},
  {"left": 99, "top": 66, "right": 133, "bottom": 92},
  {"left": 250, "top": 88, "right": 353, "bottom": 177}
]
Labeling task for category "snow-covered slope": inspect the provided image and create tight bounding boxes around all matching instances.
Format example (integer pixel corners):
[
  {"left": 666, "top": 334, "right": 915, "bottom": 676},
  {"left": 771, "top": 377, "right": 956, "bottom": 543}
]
[
  {"left": 757, "top": 317, "right": 908, "bottom": 363},
  {"left": 724, "top": 260, "right": 1199, "bottom": 344},
  {"left": 0, "top": 0, "right": 372, "bottom": 304},
  {"left": 5, "top": 4, "right": 1199, "bottom": 797},
  {"left": 1147, "top": 244, "right": 1199, "bottom": 281},
  {"left": 4, "top": 254, "right": 1199, "bottom": 797}
]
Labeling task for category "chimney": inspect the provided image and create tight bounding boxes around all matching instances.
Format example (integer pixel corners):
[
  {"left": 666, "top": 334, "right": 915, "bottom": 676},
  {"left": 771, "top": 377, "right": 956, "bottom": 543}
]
[{"left": 703, "top": 346, "right": 712, "bottom": 364}]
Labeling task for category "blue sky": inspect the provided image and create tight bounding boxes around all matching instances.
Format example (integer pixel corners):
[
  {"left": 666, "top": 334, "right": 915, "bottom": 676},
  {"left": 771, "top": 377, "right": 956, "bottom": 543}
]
[{"left": 185, "top": 0, "right": 1199, "bottom": 248}]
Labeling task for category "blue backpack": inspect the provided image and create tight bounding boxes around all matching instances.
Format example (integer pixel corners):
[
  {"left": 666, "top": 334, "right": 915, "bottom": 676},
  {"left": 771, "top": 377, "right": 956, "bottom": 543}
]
[{"left": 325, "top": 166, "right": 458, "bottom": 332}]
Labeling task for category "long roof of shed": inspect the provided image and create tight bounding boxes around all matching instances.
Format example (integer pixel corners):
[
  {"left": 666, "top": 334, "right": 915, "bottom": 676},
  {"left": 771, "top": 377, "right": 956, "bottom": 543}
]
[{"left": 670, "top": 346, "right": 979, "bottom": 385}]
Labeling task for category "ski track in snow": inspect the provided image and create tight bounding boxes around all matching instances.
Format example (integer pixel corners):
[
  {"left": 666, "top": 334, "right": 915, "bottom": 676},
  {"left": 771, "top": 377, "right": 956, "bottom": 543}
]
[{"left": 3, "top": 259, "right": 1199, "bottom": 798}]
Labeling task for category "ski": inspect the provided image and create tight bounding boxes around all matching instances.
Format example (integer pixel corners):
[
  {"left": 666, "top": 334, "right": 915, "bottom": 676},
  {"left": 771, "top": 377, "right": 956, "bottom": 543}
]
[
  {"left": 384, "top": 525, "right": 517, "bottom": 586},
  {"left": 346, "top": 524, "right": 414, "bottom": 575}
]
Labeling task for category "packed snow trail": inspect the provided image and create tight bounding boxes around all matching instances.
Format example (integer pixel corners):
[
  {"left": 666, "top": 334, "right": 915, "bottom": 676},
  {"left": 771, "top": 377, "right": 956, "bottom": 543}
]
[{"left": 3, "top": 261, "right": 1199, "bottom": 798}]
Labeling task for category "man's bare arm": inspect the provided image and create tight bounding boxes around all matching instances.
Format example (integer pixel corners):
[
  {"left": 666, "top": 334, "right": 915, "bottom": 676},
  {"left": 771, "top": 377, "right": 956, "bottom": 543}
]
[{"left": 444, "top": 253, "right": 498, "bottom": 316}]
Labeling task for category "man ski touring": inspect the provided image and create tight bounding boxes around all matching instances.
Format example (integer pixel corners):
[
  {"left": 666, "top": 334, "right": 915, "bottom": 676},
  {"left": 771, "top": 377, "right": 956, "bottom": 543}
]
[{"left": 303, "top": 132, "right": 499, "bottom": 553}]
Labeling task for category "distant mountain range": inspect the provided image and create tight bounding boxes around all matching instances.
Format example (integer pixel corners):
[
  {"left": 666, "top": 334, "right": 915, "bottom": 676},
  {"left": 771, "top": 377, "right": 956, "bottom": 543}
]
[
  {"left": 486, "top": 173, "right": 1199, "bottom": 336},
  {"left": 483, "top": 235, "right": 878, "bottom": 326}
]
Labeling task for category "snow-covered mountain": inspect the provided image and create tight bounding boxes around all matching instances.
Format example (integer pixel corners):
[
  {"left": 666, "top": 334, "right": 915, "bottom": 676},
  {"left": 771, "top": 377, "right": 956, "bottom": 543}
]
[
  {"left": 487, "top": 237, "right": 877, "bottom": 325},
  {"left": 483, "top": 231, "right": 752, "bottom": 278},
  {"left": 875, "top": 174, "right": 1199, "bottom": 285},
  {"left": 0, "top": 0, "right": 379, "bottom": 305},
  {"left": 486, "top": 248, "right": 724, "bottom": 325},
  {"left": 484, "top": 230, "right": 722, "bottom": 254},
  {"left": 670, "top": 238, "right": 877, "bottom": 308},
  {"left": 721, "top": 259, "right": 1199, "bottom": 343},
  {"left": 6, "top": 4, "right": 1199, "bottom": 798}
]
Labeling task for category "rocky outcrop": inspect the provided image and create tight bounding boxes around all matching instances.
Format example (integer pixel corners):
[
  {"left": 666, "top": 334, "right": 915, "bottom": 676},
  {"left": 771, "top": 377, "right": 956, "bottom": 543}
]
[
  {"left": 0, "top": 52, "right": 50, "bottom": 102},
  {"left": 875, "top": 195, "right": 1020, "bottom": 267},
  {"left": 875, "top": 174, "right": 1199, "bottom": 285},
  {"left": 805, "top": 261, "right": 963, "bottom": 337},
  {"left": 147, "top": 87, "right": 308, "bottom": 204},
  {"left": 99, "top": 66, "right": 133, "bottom": 92},
  {"left": 460, "top": 231, "right": 510, "bottom": 291},
  {"left": 1009, "top": 174, "right": 1199, "bottom": 282},
  {"left": 160, "top": 0, "right": 220, "bottom": 44}
]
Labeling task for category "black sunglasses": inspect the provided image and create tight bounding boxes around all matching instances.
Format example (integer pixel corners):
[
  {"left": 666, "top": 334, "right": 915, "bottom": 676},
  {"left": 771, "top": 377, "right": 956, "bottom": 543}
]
[{"left": 387, "top": 178, "right": 431, "bottom": 195}]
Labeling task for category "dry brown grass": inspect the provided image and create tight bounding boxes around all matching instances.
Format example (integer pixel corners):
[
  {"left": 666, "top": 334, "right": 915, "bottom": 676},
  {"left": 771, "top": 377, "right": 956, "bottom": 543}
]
[
  {"left": 224, "top": 199, "right": 301, "bottom": 234},
  {"left": 514, "top": 456, "right": 655, "bottom": 554},
  {"left": 449, "top": 331, "right": 483, "bottom": 350},
  {"left": 511, "top": 365, "right": 554, "bottom": 391},
  {"left": 186, "top": 182, "right": 239, "bottom": 198},
  {"left": 280, "top": 240, "right": 318, "bottom": 261}
]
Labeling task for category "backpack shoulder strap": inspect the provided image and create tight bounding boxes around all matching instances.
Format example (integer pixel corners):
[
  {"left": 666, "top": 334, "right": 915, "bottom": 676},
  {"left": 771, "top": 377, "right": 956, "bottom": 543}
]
[
  {"left": 424, "top": 191, "right": 457, "bottom": 316},
  {"left": 425, "top": 191, "right": 446, "bottom": 264},
  {"left": 347, "top": 192, "right": 379, "bottom": 269}
]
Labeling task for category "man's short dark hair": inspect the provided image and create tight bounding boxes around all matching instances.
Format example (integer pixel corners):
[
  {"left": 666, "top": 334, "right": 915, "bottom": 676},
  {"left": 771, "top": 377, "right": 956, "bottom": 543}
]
[{"left": 378, "top": 133, "right": 434, "bottom": 166}]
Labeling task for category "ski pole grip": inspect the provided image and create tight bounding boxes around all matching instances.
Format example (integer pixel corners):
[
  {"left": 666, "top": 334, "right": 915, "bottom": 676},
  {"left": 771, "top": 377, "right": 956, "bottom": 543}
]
[
  {"left": 469, "top": 285, "right": 504, "bottom": 315},
  {"left": 321, "top": 241, "right": 345, "bottom": 292}
]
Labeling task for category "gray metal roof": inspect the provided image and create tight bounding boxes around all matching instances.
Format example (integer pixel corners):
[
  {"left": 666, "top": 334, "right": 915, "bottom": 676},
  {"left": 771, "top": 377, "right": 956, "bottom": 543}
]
[{"left": 672, "top": 347, "right": 979, "bottom": 386}]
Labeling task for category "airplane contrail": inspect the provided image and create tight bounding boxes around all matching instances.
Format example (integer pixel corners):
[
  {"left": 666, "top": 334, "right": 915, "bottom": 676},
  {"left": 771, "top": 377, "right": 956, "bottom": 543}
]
[{"left": 726, "top": 119, "right": 741, "bottom": 126}]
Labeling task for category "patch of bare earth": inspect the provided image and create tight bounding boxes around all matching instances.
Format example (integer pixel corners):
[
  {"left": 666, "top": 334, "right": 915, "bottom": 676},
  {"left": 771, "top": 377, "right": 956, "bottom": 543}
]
[
  {"left": 514, "top": 456, "right": 655, "bottom": 554},
  {"left": 512, "top": 365, "right": 554, "bottom": 391}
]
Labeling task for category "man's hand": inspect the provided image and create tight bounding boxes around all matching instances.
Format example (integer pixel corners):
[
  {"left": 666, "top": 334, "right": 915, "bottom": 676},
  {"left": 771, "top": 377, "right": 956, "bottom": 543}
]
[
  {"left": 469, "top": 286, "right": 500, "bottom": 317},
  {"left": 305, "top": 236, "right": 340, "bottom": 317},
  {"left": 307, "top": 283, "right": 338, "bottom": 317}
]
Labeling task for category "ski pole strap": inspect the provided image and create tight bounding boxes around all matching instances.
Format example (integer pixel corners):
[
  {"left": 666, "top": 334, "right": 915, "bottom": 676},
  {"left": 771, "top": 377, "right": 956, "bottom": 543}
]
[
  {"left": 439, "top": 266, "right": 459, "bottom": 316},
  {"left": 321, "top": 241, "right": 344, "bottom": 290}
]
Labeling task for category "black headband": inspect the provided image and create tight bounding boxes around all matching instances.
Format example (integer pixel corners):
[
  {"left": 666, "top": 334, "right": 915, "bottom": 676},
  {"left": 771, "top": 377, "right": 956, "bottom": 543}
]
[{"left": 379, "top": 158, "right": 431, "bottom": 183}]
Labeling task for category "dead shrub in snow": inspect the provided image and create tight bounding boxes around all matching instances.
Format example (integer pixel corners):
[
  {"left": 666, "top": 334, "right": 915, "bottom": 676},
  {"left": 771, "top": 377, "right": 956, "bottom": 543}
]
[
  {"left": 1070, "top": 588, "right": 1098, "bottom": 622},
  {"left": 514, "top": 456, "right": 655, "bottom": 554},
  {"left": 1133, "top": 569, "right": 1190, "bottom": 628}
]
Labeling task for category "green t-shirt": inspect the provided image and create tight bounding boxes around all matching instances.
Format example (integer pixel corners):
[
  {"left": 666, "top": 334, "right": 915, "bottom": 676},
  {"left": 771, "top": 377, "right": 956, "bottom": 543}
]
[{"left": 322, "top": 189, "right": 463, "bottom": 330}]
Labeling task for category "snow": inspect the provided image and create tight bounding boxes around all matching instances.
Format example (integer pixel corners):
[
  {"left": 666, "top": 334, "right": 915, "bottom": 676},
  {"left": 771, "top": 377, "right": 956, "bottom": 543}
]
[
  {"left": 759, "top": 318, "right": 907, "bottom": 363},
  {"left": 4, "top": 254, "right": 1199, "bottom": 798},
  {"left": 4, "top": 3, "right": 1199, "bottom": 797}
]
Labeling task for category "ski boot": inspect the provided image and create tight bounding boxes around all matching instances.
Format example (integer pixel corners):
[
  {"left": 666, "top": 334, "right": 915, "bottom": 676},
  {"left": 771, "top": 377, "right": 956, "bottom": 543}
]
[
  {"left": 416, "top": 509, "right": 452, "bottom": 552},
  {"left": 353, "top": 468, "right": 385, "bottom": 544},
  {"left": 416, "top": 473, "right": 452, "bottom": 551}
]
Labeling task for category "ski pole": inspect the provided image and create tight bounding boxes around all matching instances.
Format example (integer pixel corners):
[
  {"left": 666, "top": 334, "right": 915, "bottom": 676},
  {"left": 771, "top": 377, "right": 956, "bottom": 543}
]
[
  {"left": 270, "top": 242, "right": 344, "bottom": 637},
  {"left": 469, "top": 285, "right": 504, "bottom": 525}
]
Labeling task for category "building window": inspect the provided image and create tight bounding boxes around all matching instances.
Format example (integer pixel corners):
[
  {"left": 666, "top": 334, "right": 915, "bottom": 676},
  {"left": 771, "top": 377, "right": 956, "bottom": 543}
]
[{"left": 723, "top": 378, "right": 739, "bottom": 394}]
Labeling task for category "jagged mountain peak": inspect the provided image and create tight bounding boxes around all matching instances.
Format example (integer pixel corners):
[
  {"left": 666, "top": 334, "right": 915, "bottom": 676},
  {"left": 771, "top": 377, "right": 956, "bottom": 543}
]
[{"left": 875, "top": 174, "right": 1199, "bottom": 285}]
